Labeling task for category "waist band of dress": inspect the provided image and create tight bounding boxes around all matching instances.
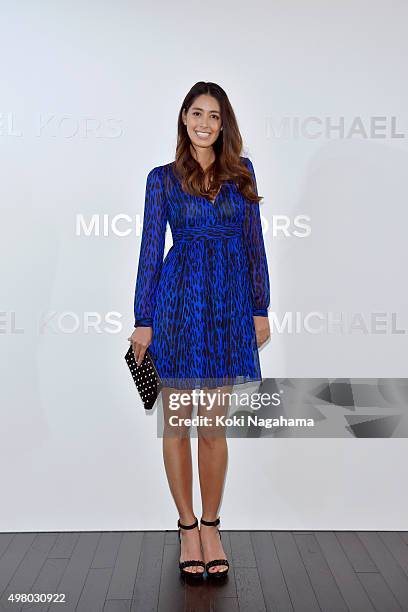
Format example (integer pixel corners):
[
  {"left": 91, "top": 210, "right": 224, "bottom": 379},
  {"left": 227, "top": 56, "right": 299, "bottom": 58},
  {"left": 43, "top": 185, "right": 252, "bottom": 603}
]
[{"left": 172, "top": 224, "right": 242, "bottom": 242}]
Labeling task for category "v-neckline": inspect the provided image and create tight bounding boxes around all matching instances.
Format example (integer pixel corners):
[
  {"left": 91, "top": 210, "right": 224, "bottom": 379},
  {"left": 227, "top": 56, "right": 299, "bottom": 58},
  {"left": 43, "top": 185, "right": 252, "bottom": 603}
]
[
  {"left": 206, "top": 183, "right": 223, "bottom": 205},
  {"left": 170, "top": 163, "right": 225, "bottom": 205}
]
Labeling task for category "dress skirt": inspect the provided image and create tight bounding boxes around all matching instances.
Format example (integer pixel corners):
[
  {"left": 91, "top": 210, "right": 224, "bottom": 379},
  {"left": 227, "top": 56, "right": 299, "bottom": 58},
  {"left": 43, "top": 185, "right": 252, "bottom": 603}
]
[{"left": 133, "top": 157, "right": 270, "bottom": 390}]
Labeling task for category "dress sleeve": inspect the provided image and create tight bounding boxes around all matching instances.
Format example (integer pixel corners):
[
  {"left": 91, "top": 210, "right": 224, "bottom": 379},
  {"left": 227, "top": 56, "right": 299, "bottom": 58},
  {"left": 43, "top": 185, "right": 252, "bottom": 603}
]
[
  {"left": 242, "top": 157, "right": 270, "bottom": 317},
  {"left": 133, "top": 166, "right": 167, "bottom": 328}
]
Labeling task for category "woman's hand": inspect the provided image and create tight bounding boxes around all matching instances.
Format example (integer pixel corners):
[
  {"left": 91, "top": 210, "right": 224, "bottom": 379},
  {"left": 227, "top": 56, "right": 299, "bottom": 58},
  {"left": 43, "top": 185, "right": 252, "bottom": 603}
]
[
  {"left": 254, "top": 315, "right": 270, "bottom": 348},
  {"left": 128, "top": 327, "right": 153, "bottom": 366}
]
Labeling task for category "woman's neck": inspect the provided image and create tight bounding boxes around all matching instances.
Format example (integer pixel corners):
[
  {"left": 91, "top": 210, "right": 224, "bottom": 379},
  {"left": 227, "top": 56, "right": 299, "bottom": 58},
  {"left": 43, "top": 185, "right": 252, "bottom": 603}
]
[{"left": 190, "top": 144, "right": 215, "bottom": 172}]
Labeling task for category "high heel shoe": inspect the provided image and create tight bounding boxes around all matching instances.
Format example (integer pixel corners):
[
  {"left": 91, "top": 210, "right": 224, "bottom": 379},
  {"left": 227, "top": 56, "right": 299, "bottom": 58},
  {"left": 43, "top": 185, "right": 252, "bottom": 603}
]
[
  {"left": 177, "top": 517, "right": 205, "bottom": 578},
  {"left": 200, "top": 517, "right": 230, "bottom": 578}
]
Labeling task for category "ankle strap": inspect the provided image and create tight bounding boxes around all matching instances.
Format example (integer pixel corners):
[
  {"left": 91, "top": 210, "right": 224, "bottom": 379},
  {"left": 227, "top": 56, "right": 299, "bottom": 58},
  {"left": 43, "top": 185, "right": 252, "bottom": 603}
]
[
  {"left": 200, "top": 517, "right": 220, "bottom": 527},
  {"left": 178, "top": 517, "right": 198, "bottom": 530}
]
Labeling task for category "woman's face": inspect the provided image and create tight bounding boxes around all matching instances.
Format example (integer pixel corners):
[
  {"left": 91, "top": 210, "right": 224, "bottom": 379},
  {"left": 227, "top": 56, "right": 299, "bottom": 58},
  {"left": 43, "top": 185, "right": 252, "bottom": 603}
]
[{"left": 182, "top": 94, "right": 222, "bottom": 151}]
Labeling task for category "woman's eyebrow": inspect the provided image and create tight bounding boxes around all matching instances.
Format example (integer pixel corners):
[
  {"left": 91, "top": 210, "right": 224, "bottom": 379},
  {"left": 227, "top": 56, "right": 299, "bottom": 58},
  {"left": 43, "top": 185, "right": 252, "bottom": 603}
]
[{"left": 191, "top": 106, "right": 220, "bottom": 114}]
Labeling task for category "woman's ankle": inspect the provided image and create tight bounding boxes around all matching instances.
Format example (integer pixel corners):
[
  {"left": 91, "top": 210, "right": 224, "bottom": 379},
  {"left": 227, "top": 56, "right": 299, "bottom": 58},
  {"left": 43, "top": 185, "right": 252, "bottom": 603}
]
[
  {"left": 200, "top": 514, "right": 219, "bottom": 523},
  {"left": 179, "top": 512, "right": 197, "bottom": 525}
]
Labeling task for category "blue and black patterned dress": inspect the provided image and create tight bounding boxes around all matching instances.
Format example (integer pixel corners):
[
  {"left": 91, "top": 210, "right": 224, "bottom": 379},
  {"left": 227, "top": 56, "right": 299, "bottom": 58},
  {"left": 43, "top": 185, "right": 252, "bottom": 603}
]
[{"left": 133, "top": 156, "right": 270, "bottom": 390}]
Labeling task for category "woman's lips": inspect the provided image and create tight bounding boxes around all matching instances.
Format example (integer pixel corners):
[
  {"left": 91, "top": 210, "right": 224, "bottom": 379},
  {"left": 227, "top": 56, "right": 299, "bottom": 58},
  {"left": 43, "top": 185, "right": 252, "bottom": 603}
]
[{"left": 195, "top": 131, "right": 211, "bottom": 139}]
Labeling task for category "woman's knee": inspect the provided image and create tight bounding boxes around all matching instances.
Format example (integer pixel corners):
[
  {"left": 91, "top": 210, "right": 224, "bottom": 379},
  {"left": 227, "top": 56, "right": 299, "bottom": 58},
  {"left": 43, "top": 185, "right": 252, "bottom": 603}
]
[
  {"left": 162, "top": 386, "right": 195, "bottom": 438},
  {"left": 197, "top": 425, "right": 227, "bottom": 445}
]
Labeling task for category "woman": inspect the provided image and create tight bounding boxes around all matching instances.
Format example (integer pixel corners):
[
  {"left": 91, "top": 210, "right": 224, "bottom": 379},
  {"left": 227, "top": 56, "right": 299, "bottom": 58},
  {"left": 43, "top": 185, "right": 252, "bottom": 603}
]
[{"left": 129, "top": 81, "right": 270, "bottom": 579}]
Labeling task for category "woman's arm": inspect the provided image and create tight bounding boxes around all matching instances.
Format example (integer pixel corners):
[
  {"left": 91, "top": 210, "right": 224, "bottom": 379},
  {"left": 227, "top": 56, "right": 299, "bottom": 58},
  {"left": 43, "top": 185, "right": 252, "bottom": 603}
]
[
  {"left": 242, "top": 157, "right": 270, "bottom": 318},
  {"left": 133, "top": 166, "right": 167, "bottom": 328}
]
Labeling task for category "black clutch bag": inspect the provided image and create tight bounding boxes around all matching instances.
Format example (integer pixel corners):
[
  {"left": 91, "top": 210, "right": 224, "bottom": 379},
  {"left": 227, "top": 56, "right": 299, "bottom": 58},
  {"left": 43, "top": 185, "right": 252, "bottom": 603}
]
[{"left": 125, "top": 345, "right": 163, "bottom": 410}]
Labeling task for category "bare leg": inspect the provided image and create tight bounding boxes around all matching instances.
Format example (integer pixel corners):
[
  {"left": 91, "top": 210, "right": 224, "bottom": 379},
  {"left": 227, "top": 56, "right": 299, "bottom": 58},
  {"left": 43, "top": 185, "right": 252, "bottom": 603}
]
[
  {"left": 162, "top": 386, "right": 204, "bottom": 574},
  {"left": 197, "top": 384, "right": 232, "bottom": 574}
]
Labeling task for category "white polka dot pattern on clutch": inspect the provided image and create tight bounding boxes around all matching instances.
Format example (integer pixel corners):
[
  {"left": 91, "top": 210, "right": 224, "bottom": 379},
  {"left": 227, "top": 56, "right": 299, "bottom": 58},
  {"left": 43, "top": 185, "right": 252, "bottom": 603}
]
[{"left": 125, "top": 346, "right": 162, "bottom": 410}]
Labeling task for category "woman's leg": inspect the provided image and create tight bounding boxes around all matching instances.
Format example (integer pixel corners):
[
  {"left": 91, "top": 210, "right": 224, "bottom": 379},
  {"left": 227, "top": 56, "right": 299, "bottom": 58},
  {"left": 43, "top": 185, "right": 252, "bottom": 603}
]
[
  {"left": 162, "top": 386, "right": 204, "bottom": 574},
  {"left": 197, "top": 384, "right": 233, "bottom": 574}
]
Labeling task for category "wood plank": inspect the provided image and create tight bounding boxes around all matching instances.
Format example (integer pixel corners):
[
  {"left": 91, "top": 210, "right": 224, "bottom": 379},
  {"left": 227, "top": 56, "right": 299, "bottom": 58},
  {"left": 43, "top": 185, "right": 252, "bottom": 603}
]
[
  {"left": 295, "top": 533, "right": 348, "bottom": 611},
  {"left": 357, "top": 571, "right": 402, "bottom": 612},
  {"left": 185, "top": 577, "right": 216, "bottom": 611},
  {"left": 92, "top": 532, "right": 123, "bottom": 569},
  {"left": 106, "top": 532, "right": 143, "bottom": 600},
  {"left": 130, "top": 532, "right": 164, "bottom": 611},
  {"left": 103, "top": 600, "right": 131, "bottom": 611},
  {"left": 229, "top": 532, "right": 256, "bottom": 568},
  {"left": 165, "top": 530, "right": 177, "bottom": 545},
  {"left": 273, "top": 531, "right": 321, "bottom": 611},
  {"left": 157, "top": 545, "right": 185, "bottom": 611},
  {"left": 48, "top": 533, "right": 80, "bottom": 559},
  {"left": 378, "top": 532, "right": 408, "bottom": 577},
  {"left": 48, "top": 532, "right": 101, "bottom": 612},
  {"left": 357, "top": 531, "right": 408, "bottom": 610},
  {"left": 234, "top": 566, "right": 266, "bottom": 612},
  {"left": 76, "top": 568, "right": 112, "bottom": 612},
  {"left": 315, "top": 532, "right": 376, "bottom": 612},
  {"left": 214, "top": 598, "right": 239, "bottom": 612},
  {"left": 0, "top": 534, "right": 14, "bottom": 559},
  {"left": 0, "top": 533, "right": 57, "bottom": 612},
  {"left": 1, "top": 529, "right": 407, "bottom": 612},
  {"left": 336, "top": 532, "right": 378, "bottom": 572},
  {"left": 20, "top": 559, "right": 70, "bottom": 612},
  {"left": 251, "top": 531, "right": 294, "bottom": 611},
  {"left": 0, "top": 534, "right": 37, "bottom": 596}
]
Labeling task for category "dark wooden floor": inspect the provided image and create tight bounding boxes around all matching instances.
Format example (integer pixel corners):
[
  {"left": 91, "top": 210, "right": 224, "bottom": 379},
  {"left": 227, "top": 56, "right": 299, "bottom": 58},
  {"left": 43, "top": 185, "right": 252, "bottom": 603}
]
[{"left": 1, "top": 531, "right": 408, "bottom": 611}]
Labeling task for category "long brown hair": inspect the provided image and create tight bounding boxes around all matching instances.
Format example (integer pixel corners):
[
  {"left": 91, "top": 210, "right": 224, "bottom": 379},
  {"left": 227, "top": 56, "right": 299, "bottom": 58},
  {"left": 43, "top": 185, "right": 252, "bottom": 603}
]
[{"left": 173, "top": 81, "right": 261, "bottom": 204}]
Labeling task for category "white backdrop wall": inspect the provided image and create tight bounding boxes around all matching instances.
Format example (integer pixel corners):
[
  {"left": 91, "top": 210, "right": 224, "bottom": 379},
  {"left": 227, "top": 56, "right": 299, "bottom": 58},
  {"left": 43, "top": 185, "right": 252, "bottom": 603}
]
[{"left": 1, "top": 0, "right": 407, "bottom": 531}]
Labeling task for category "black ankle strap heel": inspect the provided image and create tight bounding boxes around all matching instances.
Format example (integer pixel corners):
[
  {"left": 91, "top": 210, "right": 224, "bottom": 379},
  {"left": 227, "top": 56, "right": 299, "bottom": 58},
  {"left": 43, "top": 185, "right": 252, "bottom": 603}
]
[
  {"left": 200, "top": 516, "right": 230, "bottom": 578},
  {"left": 200, "top": 517, "right": 221, "bottom": 527},
  {"left": 177, "top": 517, "right": 205, "bottom": 579}
]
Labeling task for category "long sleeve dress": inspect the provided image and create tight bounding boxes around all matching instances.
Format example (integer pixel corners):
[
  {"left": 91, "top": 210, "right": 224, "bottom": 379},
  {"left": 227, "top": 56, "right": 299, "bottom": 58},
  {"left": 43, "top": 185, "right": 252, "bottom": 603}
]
[{"left": 133, "top": 156, "right": 270, "bottom": 390}]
